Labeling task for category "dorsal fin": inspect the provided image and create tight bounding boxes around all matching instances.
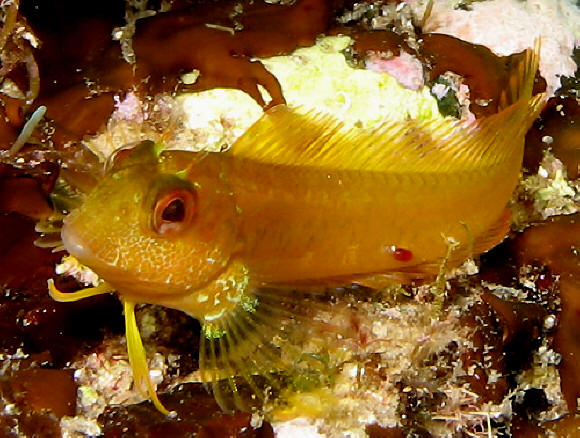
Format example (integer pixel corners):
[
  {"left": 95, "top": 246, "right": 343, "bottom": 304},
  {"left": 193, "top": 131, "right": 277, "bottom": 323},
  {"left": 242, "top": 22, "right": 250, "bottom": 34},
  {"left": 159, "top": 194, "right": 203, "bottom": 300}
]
[
  {"left": 498, "top": 39, "right": 541, "bottom": 110},
  {"left": 230, "top": 100, "right": 541, "bottom": 174},
  {"left": 231, "top": 41, "right": 545, "bottom": 175},
  {"left": 475, "top": 40, "right": 546, "bottom": 153},
  {"left": 230, "top": 105, "right": 466, "bottom": 173}
]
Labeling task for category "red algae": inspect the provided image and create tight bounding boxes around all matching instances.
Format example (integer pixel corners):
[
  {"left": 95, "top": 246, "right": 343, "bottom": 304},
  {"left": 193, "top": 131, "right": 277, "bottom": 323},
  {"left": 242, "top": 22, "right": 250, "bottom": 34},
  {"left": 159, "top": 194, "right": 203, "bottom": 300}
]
[
  {"left": 0, "top": 96, "right": 24, "bottom": 146},
  {"left": 0, "top": 160, "right": 124, "bottom": 362},
  {"left": 0, "top": 349, "right": 77, "bottom": 435},
  {"left": 0, "top": 213, "right": 61, "bottom": 293},
  {"left": 0, "top": 162, "right": 58, "bottom": 288},
  {"left": 480, "top": 293, "right": 547, "bottom": 347},
  {"left": 0, "top": 213, "right": 59, "bottom": 290},
  {"left": 421, "top": 34, "right": 546, "bottom": 118},
  {"left": 544, "top": 415, "right": 580, "bottom": 437},
  {"left": 8, "top": 368, "right": 76, "bottom": 417},
  {"left": 514, "top": 213, "right": 580, "bottom": 413},
  {"left": 334, "top": 27, "right": 546, "bottom": 119},
  {"left": 100, "top": 383, "right": 274, "bottom": 438},
  {"left": 0, "top": 176, "right": 52, "bottom": 219},
  {"left": 343, "top": 28, "right": 407, "bottom": 60},
  {"left": 0, "top": 410, "right": 62, "bottom": 437},
  {"left": 365, "top": 424, "right": 405, "bottom": 438},
  {"left": 555, "top": 277, "right": 580, "bottom": 412},
  {"left": 133, "top": 0, "right": 331, "bottom": 106},
  {"left": 10, "top": 0, "right": 336, "bottom": 151}
]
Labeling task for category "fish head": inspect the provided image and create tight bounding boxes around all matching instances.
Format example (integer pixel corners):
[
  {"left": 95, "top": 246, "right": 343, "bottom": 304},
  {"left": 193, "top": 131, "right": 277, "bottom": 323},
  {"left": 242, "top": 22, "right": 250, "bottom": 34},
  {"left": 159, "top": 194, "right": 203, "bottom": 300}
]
[{"left": 62, "top": 140, "right": 240, "bottom": 303}]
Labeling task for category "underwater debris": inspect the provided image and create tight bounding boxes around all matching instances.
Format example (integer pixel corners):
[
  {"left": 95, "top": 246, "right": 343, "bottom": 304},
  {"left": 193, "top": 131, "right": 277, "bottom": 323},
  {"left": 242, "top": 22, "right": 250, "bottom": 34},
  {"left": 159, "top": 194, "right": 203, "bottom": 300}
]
[
  {"left": 5, "top": 105, "right": 45, "bottom": 156},
  {"left": 512, "top": 151, "right": 579, "bottom": 228},
  {"left": 429, "top": 72, "right": 473, "bottom": 121}
]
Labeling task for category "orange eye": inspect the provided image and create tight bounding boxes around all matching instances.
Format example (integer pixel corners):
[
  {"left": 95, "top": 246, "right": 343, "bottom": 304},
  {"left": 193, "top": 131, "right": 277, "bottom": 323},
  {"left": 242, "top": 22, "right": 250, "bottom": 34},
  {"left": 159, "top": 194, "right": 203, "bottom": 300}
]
[{"left": 152, "top": 188, "right": 197, "bottom": 237}]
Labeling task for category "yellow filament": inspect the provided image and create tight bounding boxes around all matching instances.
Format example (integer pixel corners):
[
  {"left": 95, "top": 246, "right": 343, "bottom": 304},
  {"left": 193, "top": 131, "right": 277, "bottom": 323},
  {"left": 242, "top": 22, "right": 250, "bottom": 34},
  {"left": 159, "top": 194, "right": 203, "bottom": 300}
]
[
  {"left": 48, "top": 279, "right": 114, "bottom": 302},
  {"left": 123, "top": 300, "right": 172, "bottom": 416},
  {"left": 48, "top": 281, "right": 172, "bottom": 415}
]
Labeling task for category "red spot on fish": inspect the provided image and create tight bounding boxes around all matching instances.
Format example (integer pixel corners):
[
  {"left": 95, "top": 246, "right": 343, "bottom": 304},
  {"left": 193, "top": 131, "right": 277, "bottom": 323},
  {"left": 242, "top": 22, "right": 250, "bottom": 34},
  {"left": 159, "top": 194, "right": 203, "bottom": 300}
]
[{"left": 392, "top": 247, "right": 413, "bottom": 262}]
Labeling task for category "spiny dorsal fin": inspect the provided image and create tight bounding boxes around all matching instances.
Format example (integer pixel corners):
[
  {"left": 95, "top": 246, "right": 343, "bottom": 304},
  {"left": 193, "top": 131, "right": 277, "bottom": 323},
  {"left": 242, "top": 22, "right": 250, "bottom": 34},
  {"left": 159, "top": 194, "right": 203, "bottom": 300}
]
[{"left": 474, "top": 40, "right": 546, "bottom": 152}]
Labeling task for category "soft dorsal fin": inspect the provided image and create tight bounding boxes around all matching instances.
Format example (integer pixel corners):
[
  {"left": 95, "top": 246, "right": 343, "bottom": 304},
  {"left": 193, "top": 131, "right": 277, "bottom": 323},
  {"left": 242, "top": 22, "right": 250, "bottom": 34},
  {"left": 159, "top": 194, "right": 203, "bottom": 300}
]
[
  {"left": 498, "top": 39, "right": 542, "bottom": 110},
  {"left": 231, "top": 42, "right": 545, "bottom": 174}
]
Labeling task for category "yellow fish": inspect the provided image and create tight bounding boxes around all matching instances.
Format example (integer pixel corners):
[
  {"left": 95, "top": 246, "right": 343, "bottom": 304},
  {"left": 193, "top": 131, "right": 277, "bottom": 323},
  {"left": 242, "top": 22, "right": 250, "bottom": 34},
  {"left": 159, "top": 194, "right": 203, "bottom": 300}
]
[{"left": 48, "top": 44, "right": 545, "bottom": 415}]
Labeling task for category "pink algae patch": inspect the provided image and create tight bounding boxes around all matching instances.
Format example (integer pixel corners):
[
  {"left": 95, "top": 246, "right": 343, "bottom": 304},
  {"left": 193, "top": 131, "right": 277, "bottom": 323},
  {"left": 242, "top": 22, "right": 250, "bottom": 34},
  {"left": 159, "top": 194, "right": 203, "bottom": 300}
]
[{"left": 366, "top": 51, "right": 424, "bottom": 90}]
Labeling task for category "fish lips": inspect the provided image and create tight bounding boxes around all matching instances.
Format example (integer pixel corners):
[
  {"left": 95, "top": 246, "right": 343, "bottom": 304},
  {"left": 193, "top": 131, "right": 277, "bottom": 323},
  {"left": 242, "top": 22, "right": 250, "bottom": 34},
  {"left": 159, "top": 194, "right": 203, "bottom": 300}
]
[{"left": 61, "top": 219, "right": 94, "bottom": 266}]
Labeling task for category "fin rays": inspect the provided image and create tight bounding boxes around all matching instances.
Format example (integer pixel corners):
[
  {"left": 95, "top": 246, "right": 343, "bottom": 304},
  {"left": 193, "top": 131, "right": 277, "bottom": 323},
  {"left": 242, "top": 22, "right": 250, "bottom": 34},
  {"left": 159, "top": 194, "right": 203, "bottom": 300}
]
[
  {"left": 124, "top": 300, "right": 172, "bottom": 416},
  {"left": 231, "top": 96, "right": 544, "bottom": 177},
  {"left": 198, "top": 287, "right": 331, "bottom": 411}
]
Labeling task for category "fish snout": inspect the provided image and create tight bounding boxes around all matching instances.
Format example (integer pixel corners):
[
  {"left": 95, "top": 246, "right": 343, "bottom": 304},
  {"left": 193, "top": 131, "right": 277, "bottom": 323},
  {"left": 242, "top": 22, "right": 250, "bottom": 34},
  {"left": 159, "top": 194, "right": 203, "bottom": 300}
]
[{"left": 61, "top": 217, "right": 94, "bottom": 264}]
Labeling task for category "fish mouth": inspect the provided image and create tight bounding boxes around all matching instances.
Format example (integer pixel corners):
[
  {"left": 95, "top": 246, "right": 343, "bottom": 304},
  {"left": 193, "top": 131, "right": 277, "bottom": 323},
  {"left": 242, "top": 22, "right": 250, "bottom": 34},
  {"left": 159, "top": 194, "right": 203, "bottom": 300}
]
[
  {"left": 61, "top": 219, "right": 97, "bottom": 267},
  {"left": 61, "top": 216, "right": 117, "bottom": 277},
  {"left": 61, "top": 222, "right": 142, "bottom": 296}
]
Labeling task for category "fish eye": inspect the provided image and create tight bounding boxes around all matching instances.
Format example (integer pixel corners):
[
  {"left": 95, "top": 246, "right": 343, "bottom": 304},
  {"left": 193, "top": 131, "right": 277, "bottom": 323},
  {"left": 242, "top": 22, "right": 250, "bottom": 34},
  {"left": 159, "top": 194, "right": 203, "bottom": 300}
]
[
  {"left": 152, "top": 188, "right": 197, "bottom": 237},
  {"left": 161, "top": 198, "right": 186, "bottom": 222}
]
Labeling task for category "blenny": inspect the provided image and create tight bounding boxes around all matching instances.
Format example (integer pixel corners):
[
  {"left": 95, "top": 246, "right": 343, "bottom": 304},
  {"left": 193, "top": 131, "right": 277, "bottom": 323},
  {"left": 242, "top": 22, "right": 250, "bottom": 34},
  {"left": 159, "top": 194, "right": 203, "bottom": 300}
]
[{"left": 47, "top": 44, "right": 545, "bottom": 415}]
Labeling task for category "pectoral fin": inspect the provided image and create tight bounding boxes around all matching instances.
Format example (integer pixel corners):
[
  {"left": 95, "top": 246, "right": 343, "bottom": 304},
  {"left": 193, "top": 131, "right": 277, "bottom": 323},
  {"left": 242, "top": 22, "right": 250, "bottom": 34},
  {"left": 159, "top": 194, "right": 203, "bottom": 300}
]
[{"left": 198, "top": 287, "right": 336, "bottom": 412}]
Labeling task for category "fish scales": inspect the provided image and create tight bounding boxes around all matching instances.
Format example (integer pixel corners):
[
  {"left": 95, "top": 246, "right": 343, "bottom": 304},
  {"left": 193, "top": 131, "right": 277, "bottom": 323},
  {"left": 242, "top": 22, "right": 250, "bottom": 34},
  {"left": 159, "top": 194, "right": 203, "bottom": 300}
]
[{"left": 227, "top": 155, "right": 502, "bottom": 283}]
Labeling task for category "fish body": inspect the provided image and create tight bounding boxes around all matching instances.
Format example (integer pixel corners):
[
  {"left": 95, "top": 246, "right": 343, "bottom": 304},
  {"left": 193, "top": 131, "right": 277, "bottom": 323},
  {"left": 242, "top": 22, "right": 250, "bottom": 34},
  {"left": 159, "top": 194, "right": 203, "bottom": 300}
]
[
  {"left": 229, "top": 126, "right": 512, "bottom": 284},
  {"left": 53, "top": 45, "right": 545, "bottom": 412},
  {"left": 63, "top": 99, "right": 542, "bottom": 313}
]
